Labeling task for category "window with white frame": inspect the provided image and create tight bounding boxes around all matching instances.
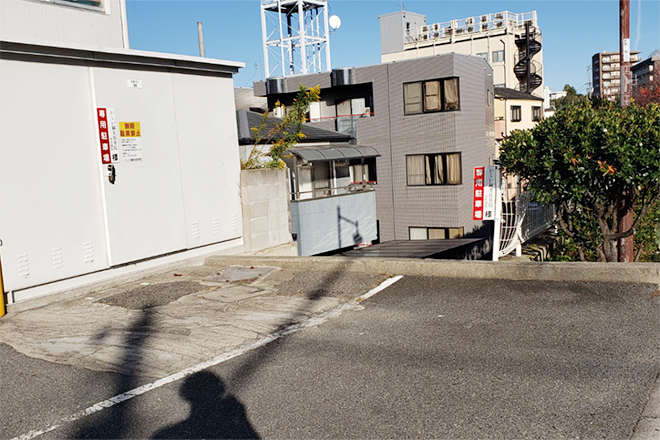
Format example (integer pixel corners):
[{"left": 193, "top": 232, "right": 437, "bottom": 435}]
[
  {"left": 403, "top": 77, "right": 460, "bottom": 115},
  {"left": 53, "top": 0, "right": 103, "bottom": 9},
  {"left": 409, "top": 226, "right": 464, "bottom": 240},
  {"left": 492, "top": 50, "right": 505, "bottom": 63},
  {"left": 406, "top": 153, "right": 462, "bottom": 186}
]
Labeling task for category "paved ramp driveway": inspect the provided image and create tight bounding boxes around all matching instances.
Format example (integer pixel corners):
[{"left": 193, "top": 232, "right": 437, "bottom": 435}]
[
  {"left": 19, "top": 277, "right": 660, "bottom": 439},
  {"left": 208, "top": 278, "right": 660, "bottom": 439}
]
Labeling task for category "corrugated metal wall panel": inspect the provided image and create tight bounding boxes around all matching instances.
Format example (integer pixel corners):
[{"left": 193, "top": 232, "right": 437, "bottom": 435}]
[{"left": 290, "top": 192, "right": 378, "bottom": 256}]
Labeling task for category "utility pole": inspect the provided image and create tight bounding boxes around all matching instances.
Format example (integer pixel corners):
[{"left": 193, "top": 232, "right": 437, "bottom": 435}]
[{"left": 618, "top": 0, "right": 634, "bottom": 262}]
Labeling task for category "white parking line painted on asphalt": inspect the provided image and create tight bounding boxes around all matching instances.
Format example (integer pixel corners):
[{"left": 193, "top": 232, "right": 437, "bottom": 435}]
[
  {"left": 11, "top": 275, "right": 404, "bottom": 440},
  {"left": 356, "top": 275, "right": 403, "bottom": 302}
]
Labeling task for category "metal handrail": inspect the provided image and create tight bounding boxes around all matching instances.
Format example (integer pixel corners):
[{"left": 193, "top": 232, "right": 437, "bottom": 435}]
[{"left": 291, "top": 182, "right": 376, "bottom": 201}]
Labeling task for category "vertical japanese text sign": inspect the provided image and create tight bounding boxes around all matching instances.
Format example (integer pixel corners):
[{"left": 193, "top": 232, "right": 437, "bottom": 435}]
[
  {"left": 473, "top": 166, "right": 497, "bottom": 221},
  {"left": 96, "top": 108, "right": 111, "bottom": 164}
]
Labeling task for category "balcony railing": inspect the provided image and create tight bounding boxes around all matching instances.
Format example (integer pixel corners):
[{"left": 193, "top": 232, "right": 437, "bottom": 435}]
[
  {"left": 291, "top": 182, "right": 376, "bottom": 201},
  {"left": 410, "top": 11, "right": 538, "bottom": 44}
]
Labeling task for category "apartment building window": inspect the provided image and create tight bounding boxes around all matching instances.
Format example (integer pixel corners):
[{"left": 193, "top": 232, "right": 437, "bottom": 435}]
[
  {"left": 409, "top": 226, "right": 464, "bottom": 240},
  {"left": 403, "top": 77, "right": 460, "bottom": 115},
  {"left": 476, "top": 52, "right": 488, "bottom": 61},
  {"left": 532, "top": 106, "right": 542, "bottom": 121},
  {"left": 511, "top": 105, "right": 522, "bottom": 122},
  {"left": 492, "top": 50, "right": 505, "bottom": 63},
  {"left": 53, "top": 0, "right": 103, "bottom": 8},
  {"left": 406, "top": 153, "right": 462, "bottom": 186}
]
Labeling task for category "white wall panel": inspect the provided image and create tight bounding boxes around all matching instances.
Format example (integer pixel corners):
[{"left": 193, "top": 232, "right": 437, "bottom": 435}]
[
  {"left": 91, "top": 68, "right": 188, "bottom": 266},
  {"left": 171, "top": 74, "right": 243, "bottom": 248},
  {"left": 0, "top": 0, "right": 127, "bottom": 48},
  {"left": 0, "top": 60, "right": 109, "bottom": 290}
]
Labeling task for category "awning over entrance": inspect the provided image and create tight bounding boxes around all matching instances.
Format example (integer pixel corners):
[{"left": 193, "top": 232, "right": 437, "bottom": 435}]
[
  {"left": 340, "top": 238, "right": 486, "bottom": 259},
  {"left": 289, "top": 145, "right": 380, "bottom": 162}
]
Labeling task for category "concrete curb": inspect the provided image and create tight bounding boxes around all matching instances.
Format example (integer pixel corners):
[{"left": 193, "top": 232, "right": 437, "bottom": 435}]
[{"left": 205, "top": 255, "right": 660, "bottom": 284}]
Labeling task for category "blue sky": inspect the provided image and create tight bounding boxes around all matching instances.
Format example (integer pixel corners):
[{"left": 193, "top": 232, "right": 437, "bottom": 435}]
[{"left": 126, "top": 0, "right": 660, "bottom": 93}]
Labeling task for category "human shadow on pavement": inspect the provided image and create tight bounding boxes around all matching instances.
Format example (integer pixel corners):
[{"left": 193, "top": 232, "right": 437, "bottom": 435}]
[{"left": 152, "top": 371, "right": 260, "bottom": 439}]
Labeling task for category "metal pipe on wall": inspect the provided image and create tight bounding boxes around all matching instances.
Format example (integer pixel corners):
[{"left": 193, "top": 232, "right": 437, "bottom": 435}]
[{"left": 197, "top": 21, "right": 205, "bottom": 57}]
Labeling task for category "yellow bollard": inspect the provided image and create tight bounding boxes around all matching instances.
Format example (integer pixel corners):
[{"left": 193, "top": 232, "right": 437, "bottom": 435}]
[{"left": 0, "top": 252, "right": 5, "bottom": 317}]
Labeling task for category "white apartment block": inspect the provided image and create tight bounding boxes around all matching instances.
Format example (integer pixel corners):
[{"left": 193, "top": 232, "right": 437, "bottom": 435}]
[
  {"left": 380, "top": 10, "right": 544, "bottom": 97},
  {"left": 0, "top": 0, "right": 129, "bottom": 48},
  {"left": 592, "top": 51, "right": 642, "bottom": 100}
]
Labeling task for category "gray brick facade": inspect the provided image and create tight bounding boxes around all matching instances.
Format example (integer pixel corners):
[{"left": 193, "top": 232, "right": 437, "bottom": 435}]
[{"left": 255, "top": 53, "right": 496, "bottom": 243}]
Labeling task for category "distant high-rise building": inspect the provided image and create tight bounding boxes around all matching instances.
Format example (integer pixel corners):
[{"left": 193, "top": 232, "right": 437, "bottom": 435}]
[
  {"left": 379, "top": 10, "right": 544, "bottom": 97},
  {"left": 591, "top": 51, "right": 641, "bottom": 100}
]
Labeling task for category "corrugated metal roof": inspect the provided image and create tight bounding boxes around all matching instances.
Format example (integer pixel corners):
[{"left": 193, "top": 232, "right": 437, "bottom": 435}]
[
  {"left": 340, "top": 238, "right": 485, "bottom": 258},
  {"left": 290, "top": 145, "right": 380, "bottom": 162},
  {"left": 236, "top": 109, "right": 351, "bottom": 145}
]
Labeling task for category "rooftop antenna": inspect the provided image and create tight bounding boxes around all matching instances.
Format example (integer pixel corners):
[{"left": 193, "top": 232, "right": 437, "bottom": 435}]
[{"left": 261, "top": 0, "right": 332, "bottom": 78}]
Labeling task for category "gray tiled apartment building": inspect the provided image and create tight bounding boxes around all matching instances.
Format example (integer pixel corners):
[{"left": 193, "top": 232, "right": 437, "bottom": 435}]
[{"left": 254, "top": 53, "right": 496, "bottom": 244}]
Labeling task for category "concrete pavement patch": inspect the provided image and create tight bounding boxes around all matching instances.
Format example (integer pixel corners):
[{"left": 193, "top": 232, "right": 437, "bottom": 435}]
[{"left": 0, "top": 263, "right": 384, "bottom": 378}]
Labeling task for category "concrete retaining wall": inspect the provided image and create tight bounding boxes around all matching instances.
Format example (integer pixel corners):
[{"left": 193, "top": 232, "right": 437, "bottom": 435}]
[
  {"left": 206, "top": 255, "right": 660, "bottom": 284},
  {"left": 240, "top": 169, "right": 297, "bottom": 255}
]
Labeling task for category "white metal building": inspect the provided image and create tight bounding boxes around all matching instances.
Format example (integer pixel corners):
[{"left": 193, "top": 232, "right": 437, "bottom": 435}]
[
  {"left": 0, "top": 0, "right": 130, "bottom": 49},
  {"left": 0, "top": 40, "right": 245, "bottom": 304}
]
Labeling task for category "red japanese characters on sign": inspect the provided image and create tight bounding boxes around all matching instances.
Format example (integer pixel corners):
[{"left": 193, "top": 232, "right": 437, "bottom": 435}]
[
  {"left": 473, "top": 167, "right": 485, "bottom": 220},
  {"left": 96, "top": 108, "right": 112, "bottom": 164}
]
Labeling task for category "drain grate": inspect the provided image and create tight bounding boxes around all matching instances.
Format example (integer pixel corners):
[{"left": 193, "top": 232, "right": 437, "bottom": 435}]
[{"left": 204, "top": 266, "right": 273, "bottom": 283}]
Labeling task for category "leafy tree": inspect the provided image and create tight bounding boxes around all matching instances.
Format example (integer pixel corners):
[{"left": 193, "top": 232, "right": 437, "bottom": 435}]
[
  {"left": 242, "top": 84, "right": 321, "bottom": 170},
  {"left": 553, "top": 84, "right": 580, "bottom": 111},
  {"left": 633, "top": 75, "right": 660, "bottom": 106},
  {"left": 498, "top": 98, "right": 660, "bottom": 262}
]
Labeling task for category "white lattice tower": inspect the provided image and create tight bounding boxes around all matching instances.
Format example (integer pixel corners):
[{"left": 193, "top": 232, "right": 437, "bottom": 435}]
[{"left": 261, "top": 0, "right": 331, "bottom": 78}]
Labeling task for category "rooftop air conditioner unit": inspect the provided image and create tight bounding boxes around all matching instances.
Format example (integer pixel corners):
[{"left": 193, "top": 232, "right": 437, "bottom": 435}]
[
  {"left": 481, "top": 23, "right": 489, "bottom": 31},
  {"left": 433, "top": 32, "right": 440, "bottom": 39},
  {"left": 495, "top": 13, "right": 504, "bottom": 20},
  {"left": 466, "top": 18, "right": 473, "bottom": 25},
  {"left": 467, "top": 26, "right": 474, "bottom": 32},
  {"left": 422, "top": 34, "right": 428, "bottom": 40},
  {"left": 422, "top": 26, "right": 428, "bottom": 32},
  {"left": 444, "top": 28, "right": 452, "bottom": 36},
  {"left": 495, "top": 21, "right": 503, "bottom": 28},
  {"left": 456, "top": 28, "right": 464, "bottom": 34},
  {"left": 433, "top": 24, "right": 440, "bottom": 31},
  {"left": 481, "top": 15, "right": 488, "bottom": 22}
]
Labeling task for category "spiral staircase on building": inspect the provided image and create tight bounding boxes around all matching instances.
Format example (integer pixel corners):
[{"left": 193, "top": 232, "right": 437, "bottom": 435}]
[{"left": 514, "top": 23, "right": 542, "bottom": 94}]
